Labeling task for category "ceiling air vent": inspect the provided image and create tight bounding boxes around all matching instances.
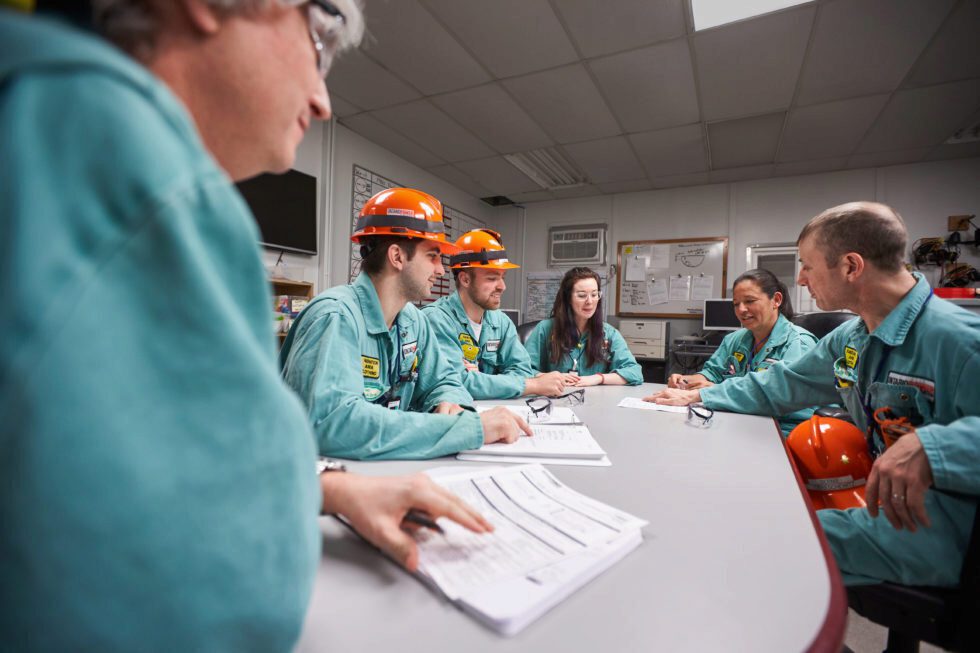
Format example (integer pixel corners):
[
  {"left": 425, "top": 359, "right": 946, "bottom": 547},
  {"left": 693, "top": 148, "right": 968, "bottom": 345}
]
[
  {"left": 480, "top": 195, "right": 516, "bottom": 206},
  {"left": 945, "top": 119, "right": 980, "bottom": 145},
  {"left": 504, "top": 147, "right": 587, "bottom": 190}
]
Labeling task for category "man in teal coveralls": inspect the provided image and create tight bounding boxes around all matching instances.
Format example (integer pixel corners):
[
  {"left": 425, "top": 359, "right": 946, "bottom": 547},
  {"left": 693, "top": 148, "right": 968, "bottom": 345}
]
[
  {"left": 425, "top": 229, "right": 568, "bottom": 399},
  {"left": 648, "top": 202, "right": 980, "bottom": 586},
  {"left": 0, "top": 2, "right": 498, "bottom": 650},
  {"left": 280, "top": 189, "right": 529, "bottom": 459}
]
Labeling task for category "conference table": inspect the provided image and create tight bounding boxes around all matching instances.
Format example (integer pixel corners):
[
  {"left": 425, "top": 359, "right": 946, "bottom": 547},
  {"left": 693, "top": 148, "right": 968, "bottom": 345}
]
[{"left": 296, "top": 384, "right": 846, "bottom": 652}]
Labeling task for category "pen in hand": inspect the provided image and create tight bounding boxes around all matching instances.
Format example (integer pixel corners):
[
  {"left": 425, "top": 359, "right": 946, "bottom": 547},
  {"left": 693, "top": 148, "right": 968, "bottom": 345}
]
[{"left": 402, "top": 509, "right": 444, "bottom": 534}]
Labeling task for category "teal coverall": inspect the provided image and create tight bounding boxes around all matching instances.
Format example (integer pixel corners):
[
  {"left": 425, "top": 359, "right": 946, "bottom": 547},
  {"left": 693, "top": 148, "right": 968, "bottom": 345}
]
[
  {"left": 525, "top": 319, "right": 644, "bottom": 385},
  {"left": 280, "top": 273, "right": 484, "bottom": 459},
  {"left": 699, "top": 313, "right": 819, "bottom": 433},
  {"left": 1, "top": 12, "right": 318, "bottom": 650},
  {"left": 424, "top": 293, "right": 533, "bottom": 399},
  {"left": 701, "top": 274, "right": 980, "bottom": 586}
]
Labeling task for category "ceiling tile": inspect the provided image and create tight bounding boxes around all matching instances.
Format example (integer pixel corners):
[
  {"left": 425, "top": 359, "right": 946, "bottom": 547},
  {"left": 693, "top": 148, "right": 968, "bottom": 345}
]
[
  {"left": 694, "top": 6, "right": 815, "bottom": 121},
  {"left": 358, "top": 0, "right": 490, "bottom": 95},
  {"left": 455, "top": 156, "right": 543, "bottom": 195},
  {"left": 796, "top": 0, "right": 956, "bottom": 105},
  {"left": 708, "top": 164, "right": 775, "bottom": 184},
  {"left": 325, "top": 50, "right": 420, "bottom": 110},
  {"left": 905, "top": 0, "right": 980, "bottom": 88},
  {"left": 774, "top": 157, "right": 849, "bottom": 177},
  {"left": 554, "top": 0, "right": 687, "bottom": 59},
  {"left": 778, "top": 94, "right": 890, "bottom": 162},
  {"left": 550, "top": 184, "right": 603, "bottom": 199},
  {"left": 562, "top": 136, "right": 646, "bottom": 184},
  {"left": 503, "top": 65, "right": 621, "bottom": 143},
  {"left": 424, "top": 165, "right": 492, "bottom": 198},
  {"left": 589, "top": 39, "right": 700, "bottom": 133},
  {"left": 371, "top": 100, "right": 496, "bottom": 162},
  {"left": 327, "top": 94, "right": 361, "bottom": 119},
  {"left": 857, "top": 79, "right": 980, "bottom": 153},
  {"left": 423, "top": 0, "right": 577, "bottom": 77},
  {"left": 338, "top": 114, "right": 445, "bottom": 168},
  {"left": 707, "top": 112, "right": 785, "bottom": 169},
  {"left": 597, "top": 179, "right": 653, "bottom": 194},
  {"left": 629, "top": 124, "right": 708, "bottom": 177},
  {"left": 649, "top": 171, "right": 710, "bottom": 189},
  {"left": 509, "top": 190, "right": 556, "bottom": 203},
  {"left": 430, "top": 84, "right": 553, "bottom": 154},
  {"left": 847, "top": 148, "right": 931, "bottom": 169},
  {"left": 922, "top": 141, "right": 980, "bottom": 162}
]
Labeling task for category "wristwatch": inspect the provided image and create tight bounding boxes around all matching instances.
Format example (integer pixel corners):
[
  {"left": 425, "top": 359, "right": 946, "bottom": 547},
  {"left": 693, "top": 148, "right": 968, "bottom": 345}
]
[{"left": 316, "top": 457, "right": 347, "bottom": 474}]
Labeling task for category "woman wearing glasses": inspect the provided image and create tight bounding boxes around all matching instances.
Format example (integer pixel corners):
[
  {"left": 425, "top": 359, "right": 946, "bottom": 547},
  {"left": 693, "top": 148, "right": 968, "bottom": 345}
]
[
  {"left": 524, "top": 267, "right": 642, "bottom": 386},
  {"left": 656, "top": 268, "right": 817, "bottom": 433}
]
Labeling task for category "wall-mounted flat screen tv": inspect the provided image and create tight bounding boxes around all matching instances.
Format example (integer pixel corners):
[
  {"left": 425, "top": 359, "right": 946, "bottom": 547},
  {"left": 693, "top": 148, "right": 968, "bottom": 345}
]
[{"left": 236, "top": 169, "right": 317, "bottom": 255}]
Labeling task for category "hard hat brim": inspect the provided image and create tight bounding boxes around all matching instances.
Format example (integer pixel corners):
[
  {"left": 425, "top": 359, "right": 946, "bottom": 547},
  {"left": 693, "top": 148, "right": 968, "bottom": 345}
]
[
  {"left": 808, "top": 487, "right": 867, "bottom": 511},
  {"left": 451, "top": 260, "right": 520, "bottom": 270}
]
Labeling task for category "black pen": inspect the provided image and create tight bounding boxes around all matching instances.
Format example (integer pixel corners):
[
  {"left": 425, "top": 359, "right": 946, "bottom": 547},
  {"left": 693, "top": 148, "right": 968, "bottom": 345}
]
[{"left": 402, "top": 510, "right": 444, "bottom": 534}]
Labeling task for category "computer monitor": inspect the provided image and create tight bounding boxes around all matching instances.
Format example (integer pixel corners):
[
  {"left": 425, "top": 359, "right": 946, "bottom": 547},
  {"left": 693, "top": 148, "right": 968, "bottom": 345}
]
[
  {"left": 702, "top": 299, "right": 741, "bottom": 331},
  {"left": 500, "top": 309, "right": 521, "bottom": 327}
]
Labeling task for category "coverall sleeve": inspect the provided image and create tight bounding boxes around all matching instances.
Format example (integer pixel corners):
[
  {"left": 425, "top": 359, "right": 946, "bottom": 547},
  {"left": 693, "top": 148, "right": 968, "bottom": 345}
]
[
  {"left": 917, "top": 350, "right": 980, "bottom": 496},
  {"left": 700, "top": 330, "right": 843, "bottom": 416},
  {"left": 466, "top": 319, "right": 531, "bottom": 400},
  {"left": 282, "top": 310, "right": 483, "bottom": 460},
  {"left": 699, "top": 332, "right": 735, "bottom": 383},
  {"left": 606, "top": 326, "right": 643, "bottom": 385},
  {"left": 411, "top": 317, "right": 475, "bottom": 411},
  {"left": 524, "top": 321, "right": 552, "bottom": 373}
]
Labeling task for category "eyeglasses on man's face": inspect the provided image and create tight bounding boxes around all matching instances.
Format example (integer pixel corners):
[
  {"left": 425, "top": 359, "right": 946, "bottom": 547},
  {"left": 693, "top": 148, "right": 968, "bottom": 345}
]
[
  {"left": 285, "top": 0, "right": 347, "bottom": 78},
  {"left": 573, "top": 291, "right": 602, "bottom": 301}
]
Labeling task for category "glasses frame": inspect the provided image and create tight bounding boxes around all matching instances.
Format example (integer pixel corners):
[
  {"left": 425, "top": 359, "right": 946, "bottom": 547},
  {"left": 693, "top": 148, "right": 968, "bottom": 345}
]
[
  {"left": 686, "top": 403, "right": 714, "bottom": 428},
  {"left": 572, "top": 290, "right": 603, "bottom": 301},
  {"left": 524, "top": 389, "right": 586, "bottom": 419},
  {"left": 294, "top": 0, "right": 347, "bottom": 79}
]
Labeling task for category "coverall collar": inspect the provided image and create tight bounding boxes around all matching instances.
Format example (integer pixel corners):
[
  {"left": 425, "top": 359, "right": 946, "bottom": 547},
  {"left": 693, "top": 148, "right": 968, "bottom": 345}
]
[
  {"left": 354, "top": 272, "right": 396, "bottom": 336},
  {"left": 866, "top": 272, "right": 931, "bottom": 347}
]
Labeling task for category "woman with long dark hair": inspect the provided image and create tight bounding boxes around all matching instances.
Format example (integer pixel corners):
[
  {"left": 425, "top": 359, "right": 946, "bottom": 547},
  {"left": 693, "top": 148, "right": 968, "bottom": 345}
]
[
  {"left": 524, "top": 267, "right": 642, "bottom": 386},
  {"left": 659, "top": 268, "right": 817, "bottom": 432}
]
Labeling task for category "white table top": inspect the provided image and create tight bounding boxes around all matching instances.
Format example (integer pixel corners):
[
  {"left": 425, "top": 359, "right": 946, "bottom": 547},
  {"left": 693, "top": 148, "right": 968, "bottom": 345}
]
[{"left": 296, "top": 384, "right": 845, "bottom": 653}]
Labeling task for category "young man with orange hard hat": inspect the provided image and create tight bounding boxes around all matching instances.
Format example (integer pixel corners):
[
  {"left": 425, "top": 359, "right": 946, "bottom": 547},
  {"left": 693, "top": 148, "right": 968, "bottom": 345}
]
[
  {"left": 280, "top": 189, "right": 530, "bottom": 459},
  {"left": 425, "top": 229, "right": 567, "bottom": 399}
]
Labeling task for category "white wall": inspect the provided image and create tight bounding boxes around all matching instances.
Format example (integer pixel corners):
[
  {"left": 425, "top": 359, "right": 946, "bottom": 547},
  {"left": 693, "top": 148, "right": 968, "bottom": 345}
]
[{"left": 517, "top": 157, "right": 980, "bottom": 334}]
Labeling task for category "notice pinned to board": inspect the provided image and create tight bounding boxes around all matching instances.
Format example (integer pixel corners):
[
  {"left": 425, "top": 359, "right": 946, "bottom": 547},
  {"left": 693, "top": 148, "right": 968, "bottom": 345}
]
[
  {"left": 691, "top": 275, "right": 714, "bottom": 301},
  {"left": 648, "top": 278, "right": 668, "bottom": 305},
  {"left": 625, "top": 254, "right": 647, "bottom": 282},
  {"left": 669, "top": 275, "right": 691, "bottom": 301}
]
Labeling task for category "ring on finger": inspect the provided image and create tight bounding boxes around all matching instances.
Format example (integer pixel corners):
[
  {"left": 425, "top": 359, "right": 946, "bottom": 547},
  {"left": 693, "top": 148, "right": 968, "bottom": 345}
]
[{"left": 891, "top": 493, "right": 905, "bottom": 502}]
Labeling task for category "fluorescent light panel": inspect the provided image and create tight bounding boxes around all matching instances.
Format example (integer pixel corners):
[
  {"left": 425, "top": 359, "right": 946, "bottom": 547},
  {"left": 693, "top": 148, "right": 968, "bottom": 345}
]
[
  {"left": 504, "top": 148, "right": 587, "bottom": 190},
  {"left": 692, "top": 0, "right": 811, "bottom": 31}
]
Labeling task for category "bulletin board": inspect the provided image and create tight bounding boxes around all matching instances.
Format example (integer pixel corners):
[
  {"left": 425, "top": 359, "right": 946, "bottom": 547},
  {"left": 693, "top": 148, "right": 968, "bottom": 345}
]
[{"left": 615, "top": 238, "right": 728, "bottom": 318}]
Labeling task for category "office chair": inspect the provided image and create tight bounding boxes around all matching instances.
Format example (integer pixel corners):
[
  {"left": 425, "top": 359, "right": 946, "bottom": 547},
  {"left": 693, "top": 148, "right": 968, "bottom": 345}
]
[
  {"left": 791, "top": 311, "right": 858, "bottom": 339},
  {"left": 516, "top": 320, "right": 541, "bottom": 345},
  {"left": 846, "top": 505, "right": 980, "bottom": 653}
]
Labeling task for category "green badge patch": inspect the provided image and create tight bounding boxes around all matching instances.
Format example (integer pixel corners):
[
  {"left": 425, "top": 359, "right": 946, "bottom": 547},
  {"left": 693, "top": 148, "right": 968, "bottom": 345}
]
[
  {"left": 361, "top": 355, "right": 380, "bottom": 379},
  {"left": 844, "top": 346, "right": 859, "bottom": 369},
  {"left": 362, "top": 383, "right": 383, "bottom": 401}
]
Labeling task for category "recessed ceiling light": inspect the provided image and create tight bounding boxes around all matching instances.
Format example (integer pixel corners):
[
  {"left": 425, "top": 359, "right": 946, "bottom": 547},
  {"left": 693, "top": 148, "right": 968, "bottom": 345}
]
[{"left": 692, "top": 0, "right": 812, "bottom": 31}]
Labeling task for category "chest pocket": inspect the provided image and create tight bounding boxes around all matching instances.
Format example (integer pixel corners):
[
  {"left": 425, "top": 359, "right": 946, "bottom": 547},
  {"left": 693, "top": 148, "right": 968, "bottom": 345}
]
[
  {"left": 725, "top": 351, "right": 747, "bottom": 377},
  {"left": 399, "top": 352, "right": 419, "bottom": 384},
  {"left": 867, "top": 382, "right": 934, "bottom": 427}
]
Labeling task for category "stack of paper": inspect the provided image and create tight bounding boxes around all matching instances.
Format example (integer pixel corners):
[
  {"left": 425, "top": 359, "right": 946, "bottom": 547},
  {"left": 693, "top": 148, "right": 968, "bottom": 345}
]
[
  {"left": 415, "top": 464, "right": 647, "bottom": 636},
  {"left": 461, "top": 406, "right": 607, "bottom": 466}
]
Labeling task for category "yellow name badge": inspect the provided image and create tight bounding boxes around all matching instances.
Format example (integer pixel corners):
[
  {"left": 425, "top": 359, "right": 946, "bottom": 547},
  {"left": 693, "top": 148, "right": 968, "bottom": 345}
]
[
  {"left": 361, "top": 355, "right": 380, "bottom": 379},
  {"left": 732, "top": 351, "right": 745, "bottom": 363},
  {"left": 844, "top": 346, "right": 859, "bottom": 369}
]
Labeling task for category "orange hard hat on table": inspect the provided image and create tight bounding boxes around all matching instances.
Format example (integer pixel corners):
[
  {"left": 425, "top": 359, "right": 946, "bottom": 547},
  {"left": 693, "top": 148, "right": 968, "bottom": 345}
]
[
  {"left": 351, "top": 188, "right": 462, "bottom": 255},
  {"left": 450, "top": 229, "right": 519, "bottom": 270},
  {"left": 787, "top": 414, "right": 873, "bottom": 511}
]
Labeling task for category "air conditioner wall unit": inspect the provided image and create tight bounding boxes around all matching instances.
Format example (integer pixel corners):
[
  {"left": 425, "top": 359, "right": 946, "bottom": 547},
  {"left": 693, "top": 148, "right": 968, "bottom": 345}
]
[{"left": 548, "top": 223, "right": 607, "bottom": 267}]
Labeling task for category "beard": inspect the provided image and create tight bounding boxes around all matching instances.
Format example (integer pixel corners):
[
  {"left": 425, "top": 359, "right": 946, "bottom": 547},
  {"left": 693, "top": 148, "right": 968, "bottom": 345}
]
[{"left": 400, "top": 272, "right": 432, "bottom": 303}]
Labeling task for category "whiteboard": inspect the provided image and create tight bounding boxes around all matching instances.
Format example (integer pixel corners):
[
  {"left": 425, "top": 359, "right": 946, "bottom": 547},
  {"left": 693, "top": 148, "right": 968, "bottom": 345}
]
[
  {"left": 524, "top": 270, "right": 610, "bottom": 324},
  {"left": 615, "top": 238, "right": 728, "bottom": 318}
]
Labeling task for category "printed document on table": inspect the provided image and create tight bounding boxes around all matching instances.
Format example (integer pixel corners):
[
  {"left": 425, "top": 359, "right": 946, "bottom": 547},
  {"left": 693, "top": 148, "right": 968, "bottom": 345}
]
[
  {"left": 460, "top": 423, "right": 605, "bottom": 459},
  {"left": 456, "top": 453, "right": 612, "bottom": 467},
  {"left": 617, "top": 396, "right": 688, "bottom": 413},
  {"left": 478, "top": 404, "right": 582, "bottom": 425},
  {"left": 414, "top": 464, "right": 647, "bottom": 626}
]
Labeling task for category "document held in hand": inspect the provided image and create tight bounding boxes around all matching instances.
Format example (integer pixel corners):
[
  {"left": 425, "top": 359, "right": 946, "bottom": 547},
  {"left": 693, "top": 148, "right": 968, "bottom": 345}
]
[{"left": 413, "top": 464, "right": 647, "bottom": 636}]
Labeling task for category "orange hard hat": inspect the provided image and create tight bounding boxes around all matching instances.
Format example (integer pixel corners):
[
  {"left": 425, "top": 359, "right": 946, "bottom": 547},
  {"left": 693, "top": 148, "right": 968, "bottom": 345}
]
[
  {"left": 450, "top": 229, "right": 519, "bottom": 270},
  {"left": 351, "top": 188, "right": 462, "bottom": 255},
  {"left": 787, "top": 415, "right": 873, "bottom": 511}
]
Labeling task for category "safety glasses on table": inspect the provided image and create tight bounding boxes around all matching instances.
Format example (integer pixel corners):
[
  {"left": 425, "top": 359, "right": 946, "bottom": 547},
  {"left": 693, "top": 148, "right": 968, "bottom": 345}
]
[
  {"left": 525, "top": 389, "right": 585, "bottom": 418},
  {"left": 686, "top": 403, "right": 714, "bottom": 428},
  {"left": 284, "top": 0, "right": 348, "bottom": 78}
]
